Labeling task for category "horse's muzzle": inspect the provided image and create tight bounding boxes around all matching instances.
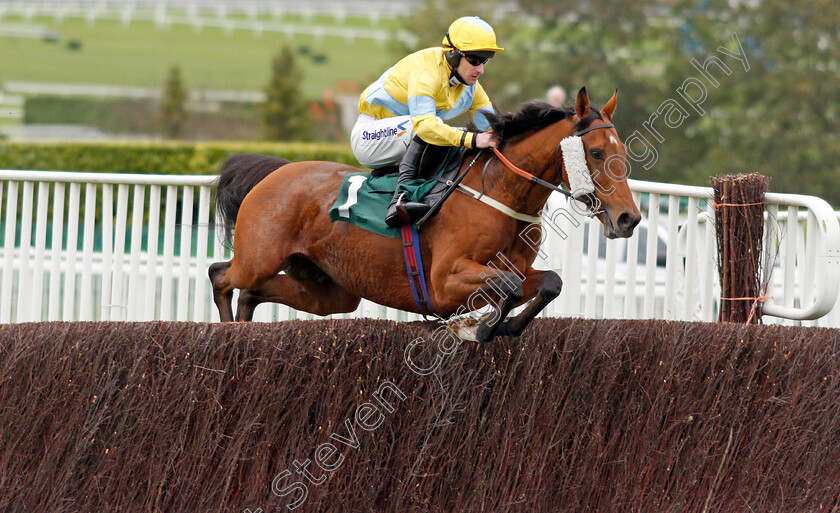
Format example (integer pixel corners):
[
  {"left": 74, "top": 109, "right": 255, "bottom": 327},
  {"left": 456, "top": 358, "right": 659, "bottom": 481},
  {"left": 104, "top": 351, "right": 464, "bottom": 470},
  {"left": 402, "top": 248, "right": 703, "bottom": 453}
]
[{"left": 603, "top": 209, "right": 641, "bottom": 239}]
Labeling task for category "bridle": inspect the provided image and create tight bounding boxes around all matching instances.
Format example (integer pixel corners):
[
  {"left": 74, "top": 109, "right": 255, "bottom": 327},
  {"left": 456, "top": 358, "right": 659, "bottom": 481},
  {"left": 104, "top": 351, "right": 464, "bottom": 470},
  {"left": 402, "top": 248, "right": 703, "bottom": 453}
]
[
  {"left": 573, "top": 122, "right": 614, "bottom": 136},
  {"left": 491, "top": 120, "right": 615, "bottom": 218}
]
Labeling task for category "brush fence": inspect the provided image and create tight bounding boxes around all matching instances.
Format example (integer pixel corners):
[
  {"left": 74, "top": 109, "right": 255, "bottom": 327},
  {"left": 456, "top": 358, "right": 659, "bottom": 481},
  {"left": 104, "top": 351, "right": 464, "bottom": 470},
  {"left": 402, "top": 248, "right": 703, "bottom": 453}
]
[{"left": 0, "top": 169, "right": 838, "bottom": 326}]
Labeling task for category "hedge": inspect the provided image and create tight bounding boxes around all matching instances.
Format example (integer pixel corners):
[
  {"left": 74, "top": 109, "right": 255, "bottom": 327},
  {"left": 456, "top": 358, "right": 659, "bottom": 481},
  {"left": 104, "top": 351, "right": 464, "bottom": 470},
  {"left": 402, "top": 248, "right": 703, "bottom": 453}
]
[
  {"left": 2, "top": 318, "right": 839, "bottom": 511},
  {"left": 0, "top": 141, "right": 361, "bottom": 176}
]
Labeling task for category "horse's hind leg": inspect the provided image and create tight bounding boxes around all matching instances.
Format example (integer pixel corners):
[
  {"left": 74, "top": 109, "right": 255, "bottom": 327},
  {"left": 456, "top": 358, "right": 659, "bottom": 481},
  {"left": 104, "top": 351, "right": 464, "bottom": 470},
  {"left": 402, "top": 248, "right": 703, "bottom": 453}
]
[
  {"left": 209, "top": 261, "right": 235, "bottom": 322},
  {"left": 236, "top": 274, "right": 361, "bottom": 321}
]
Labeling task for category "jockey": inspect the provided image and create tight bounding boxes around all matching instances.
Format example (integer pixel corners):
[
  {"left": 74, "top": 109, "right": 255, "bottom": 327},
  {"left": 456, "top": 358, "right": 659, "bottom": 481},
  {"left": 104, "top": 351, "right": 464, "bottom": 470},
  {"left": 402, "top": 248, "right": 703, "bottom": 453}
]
[{"left": 350, "top": 16, "right": 503, "bottom": 227}]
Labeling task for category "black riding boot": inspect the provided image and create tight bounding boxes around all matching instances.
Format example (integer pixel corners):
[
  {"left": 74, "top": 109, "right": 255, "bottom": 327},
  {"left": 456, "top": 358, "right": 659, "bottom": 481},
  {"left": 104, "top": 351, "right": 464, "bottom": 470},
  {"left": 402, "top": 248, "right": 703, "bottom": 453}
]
[{"left": 385, "top": 135, "right": 432, "bottom": 227}]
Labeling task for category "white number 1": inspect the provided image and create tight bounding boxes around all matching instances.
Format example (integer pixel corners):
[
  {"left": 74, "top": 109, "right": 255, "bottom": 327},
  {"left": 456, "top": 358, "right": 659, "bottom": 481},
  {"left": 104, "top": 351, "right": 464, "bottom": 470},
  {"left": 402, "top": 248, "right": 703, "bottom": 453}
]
[{"left": 337, "top": 175, "right": 368, "bottom": 218}]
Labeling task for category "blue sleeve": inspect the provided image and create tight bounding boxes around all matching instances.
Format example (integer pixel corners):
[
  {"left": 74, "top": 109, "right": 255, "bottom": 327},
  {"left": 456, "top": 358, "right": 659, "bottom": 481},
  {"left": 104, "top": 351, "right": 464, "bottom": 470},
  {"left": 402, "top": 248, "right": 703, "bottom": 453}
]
[{"left": 473, "top": 106, "right": 495, "bottom": 131}]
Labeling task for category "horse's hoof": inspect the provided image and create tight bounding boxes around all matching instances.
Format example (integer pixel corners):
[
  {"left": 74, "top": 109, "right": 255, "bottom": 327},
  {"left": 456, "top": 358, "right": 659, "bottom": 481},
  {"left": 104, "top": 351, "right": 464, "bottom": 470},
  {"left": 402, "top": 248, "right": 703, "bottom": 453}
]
[
  {"left": 474, "top": 320, "right": 518, "bottom": 343},
  {"left": 474, "top": 328, "right": 495, "bottom": 345},
  {"left": 474, "top": 321, "right": 498, "bottom": 345},
  {"left": 446, "top": 316, "right": 479, "bottom": 342},
  {"left": 446, "top": 313, "right": 501, "bottom": 343},
  {"left": 494, "top": 322, "right": 512, "bottom": 337}
]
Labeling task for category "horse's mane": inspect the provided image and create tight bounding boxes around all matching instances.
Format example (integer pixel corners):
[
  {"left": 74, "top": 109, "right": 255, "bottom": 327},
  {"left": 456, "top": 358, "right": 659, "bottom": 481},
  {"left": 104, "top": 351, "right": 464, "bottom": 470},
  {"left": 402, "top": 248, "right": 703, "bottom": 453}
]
[{"left": 471, "top": 100, "right": 604, "bottom": 147}]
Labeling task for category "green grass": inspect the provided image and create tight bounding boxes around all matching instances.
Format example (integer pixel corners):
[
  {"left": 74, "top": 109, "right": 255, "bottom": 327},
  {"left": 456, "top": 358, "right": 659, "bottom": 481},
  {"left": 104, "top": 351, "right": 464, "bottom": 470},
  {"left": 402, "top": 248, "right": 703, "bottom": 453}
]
[
  {"left": 212, "top": 12, "right": 404, "bottom": 30},
  {"left": 0, "top": 15, "right": 400, "bottom": 97}
]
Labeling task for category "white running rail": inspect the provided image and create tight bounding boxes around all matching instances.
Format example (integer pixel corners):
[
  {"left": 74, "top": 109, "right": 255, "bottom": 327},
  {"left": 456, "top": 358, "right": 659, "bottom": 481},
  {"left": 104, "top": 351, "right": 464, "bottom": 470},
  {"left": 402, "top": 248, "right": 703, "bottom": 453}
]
[{"left": 1, "top": 170, "right": 838, "bottom": 326}]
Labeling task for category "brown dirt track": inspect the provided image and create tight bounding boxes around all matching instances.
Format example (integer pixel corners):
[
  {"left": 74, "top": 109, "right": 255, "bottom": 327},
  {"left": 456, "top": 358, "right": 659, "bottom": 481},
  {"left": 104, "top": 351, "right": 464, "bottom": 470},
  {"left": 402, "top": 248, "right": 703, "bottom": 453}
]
[{"left": 0, "top": 318, "right": 838, "bottom": 512}]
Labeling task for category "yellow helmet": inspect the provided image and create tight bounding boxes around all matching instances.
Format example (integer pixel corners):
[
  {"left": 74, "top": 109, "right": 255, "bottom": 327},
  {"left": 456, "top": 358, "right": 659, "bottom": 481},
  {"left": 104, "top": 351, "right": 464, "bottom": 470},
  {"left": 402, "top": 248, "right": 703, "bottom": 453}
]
[{"left": 442, "top": 16, "right": 504, "bottom": 55}]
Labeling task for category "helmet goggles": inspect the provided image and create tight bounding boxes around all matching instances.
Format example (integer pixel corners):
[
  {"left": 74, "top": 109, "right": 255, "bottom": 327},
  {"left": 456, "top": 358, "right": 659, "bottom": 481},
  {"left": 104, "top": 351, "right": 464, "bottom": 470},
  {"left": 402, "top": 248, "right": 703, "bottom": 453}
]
[{"left": 449, "top": 43, "right": 494, "bottom": 67}]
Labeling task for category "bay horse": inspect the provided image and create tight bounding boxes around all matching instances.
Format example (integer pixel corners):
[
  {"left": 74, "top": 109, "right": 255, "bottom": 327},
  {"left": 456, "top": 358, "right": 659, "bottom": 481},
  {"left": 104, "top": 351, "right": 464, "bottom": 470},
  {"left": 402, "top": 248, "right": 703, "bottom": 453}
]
[{"left": 209, "top": 88, "right": 640, "bottom": 343}]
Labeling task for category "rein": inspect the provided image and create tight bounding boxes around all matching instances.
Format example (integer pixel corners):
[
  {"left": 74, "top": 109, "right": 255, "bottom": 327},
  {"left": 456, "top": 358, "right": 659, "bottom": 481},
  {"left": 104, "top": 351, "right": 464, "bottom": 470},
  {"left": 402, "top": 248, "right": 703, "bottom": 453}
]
[
  {"left": 489, "top": 120, "right": 615, "bottom": 218},
  {"left": 434, "top": 122, "right": 617, "bottom": 224}
]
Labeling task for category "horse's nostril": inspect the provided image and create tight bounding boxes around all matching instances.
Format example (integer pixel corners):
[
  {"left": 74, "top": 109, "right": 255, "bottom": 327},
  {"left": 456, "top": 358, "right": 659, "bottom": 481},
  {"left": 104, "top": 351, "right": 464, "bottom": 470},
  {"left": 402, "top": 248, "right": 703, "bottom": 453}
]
[{"left": 618, "top": 212, "right": 641, "bottom": 232}]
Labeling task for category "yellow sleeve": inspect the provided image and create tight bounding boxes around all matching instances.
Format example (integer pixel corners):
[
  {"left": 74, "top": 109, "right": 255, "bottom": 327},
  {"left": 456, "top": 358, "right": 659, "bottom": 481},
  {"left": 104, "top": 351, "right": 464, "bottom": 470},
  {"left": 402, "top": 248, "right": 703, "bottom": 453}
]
[{"left": 407, "top": 70, "right": 477, "bottom": 148}]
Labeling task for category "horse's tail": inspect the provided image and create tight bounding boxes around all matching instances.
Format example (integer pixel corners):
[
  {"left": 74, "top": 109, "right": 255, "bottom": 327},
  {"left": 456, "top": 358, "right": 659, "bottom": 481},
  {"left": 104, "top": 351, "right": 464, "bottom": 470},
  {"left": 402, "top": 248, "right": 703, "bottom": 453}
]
[{"left": 215, "top": 153, "right": 291, "bottom": 247}]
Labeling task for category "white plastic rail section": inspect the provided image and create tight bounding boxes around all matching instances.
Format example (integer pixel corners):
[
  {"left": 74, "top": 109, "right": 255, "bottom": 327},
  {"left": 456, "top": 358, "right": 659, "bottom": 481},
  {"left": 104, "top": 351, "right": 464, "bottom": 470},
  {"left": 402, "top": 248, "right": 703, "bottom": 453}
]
[
  {"left": 629, "top": 179, "right": 840, "bottom": 322},
  {"left": 0, "top": 170, "right": 838, "bottom": 325},
  {"left": 0, "top": 171, "right": 218, "bottom": 323}
]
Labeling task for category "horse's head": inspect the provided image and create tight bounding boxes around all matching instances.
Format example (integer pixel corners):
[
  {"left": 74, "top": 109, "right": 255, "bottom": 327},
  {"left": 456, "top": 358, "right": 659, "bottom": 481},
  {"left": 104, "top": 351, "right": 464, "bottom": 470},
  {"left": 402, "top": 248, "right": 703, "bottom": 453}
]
[
  {"left": 567, "top": 87, "right": 641, "bottom": 239},
  {"left": 480, "top": 92, "right": 641, "bottom": 239}
]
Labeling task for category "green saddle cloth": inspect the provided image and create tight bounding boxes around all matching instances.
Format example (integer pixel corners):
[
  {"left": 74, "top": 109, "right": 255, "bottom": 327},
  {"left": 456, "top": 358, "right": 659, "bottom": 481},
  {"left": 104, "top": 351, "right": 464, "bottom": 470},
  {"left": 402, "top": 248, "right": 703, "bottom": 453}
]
[{"left": 328, "top": 173, "right": 437, "bottom": 238}]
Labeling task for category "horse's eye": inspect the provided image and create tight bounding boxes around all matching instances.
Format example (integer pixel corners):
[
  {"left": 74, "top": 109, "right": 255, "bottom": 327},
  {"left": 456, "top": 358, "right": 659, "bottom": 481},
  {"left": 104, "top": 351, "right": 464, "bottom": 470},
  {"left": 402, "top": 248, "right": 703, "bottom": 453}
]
[{"left": 589, "top": 148, "right": 604, "bottom": 160}]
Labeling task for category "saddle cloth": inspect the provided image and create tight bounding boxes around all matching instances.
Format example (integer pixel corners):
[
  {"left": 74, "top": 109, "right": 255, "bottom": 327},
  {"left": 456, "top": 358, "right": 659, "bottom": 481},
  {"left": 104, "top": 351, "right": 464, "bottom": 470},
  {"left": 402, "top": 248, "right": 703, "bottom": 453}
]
[{"left": 328, "top": 147, "right": 464, "bottom": 238}]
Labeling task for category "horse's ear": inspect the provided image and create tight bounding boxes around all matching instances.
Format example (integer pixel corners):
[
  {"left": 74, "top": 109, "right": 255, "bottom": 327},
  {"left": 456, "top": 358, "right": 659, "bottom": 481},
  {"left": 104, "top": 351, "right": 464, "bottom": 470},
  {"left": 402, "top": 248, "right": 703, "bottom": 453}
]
[
  {"left": 575, "top": 87, "right": 590, "bottom": 119},
  {"left": 602, "top": 89, "right": 618, "bottom": 120}
]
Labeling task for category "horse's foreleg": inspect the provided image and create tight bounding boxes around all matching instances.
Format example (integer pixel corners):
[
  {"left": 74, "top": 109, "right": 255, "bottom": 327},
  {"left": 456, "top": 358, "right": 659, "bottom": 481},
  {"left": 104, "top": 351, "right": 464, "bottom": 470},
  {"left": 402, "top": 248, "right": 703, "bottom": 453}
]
[
  {"left": 441, "top": 258, "right": 523, "bottom": 344},
  {"left": 209, "top": 261, "right": 235, "bottom": 322},
  {"left": 474, "top": 271, "right": 522, "bottom": 342},
  {"left": 236, "top": 274, "right": 361, "bottom": 320},
  {"left": 496, "top": 269, "right": 562, "bottom": 337}
]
